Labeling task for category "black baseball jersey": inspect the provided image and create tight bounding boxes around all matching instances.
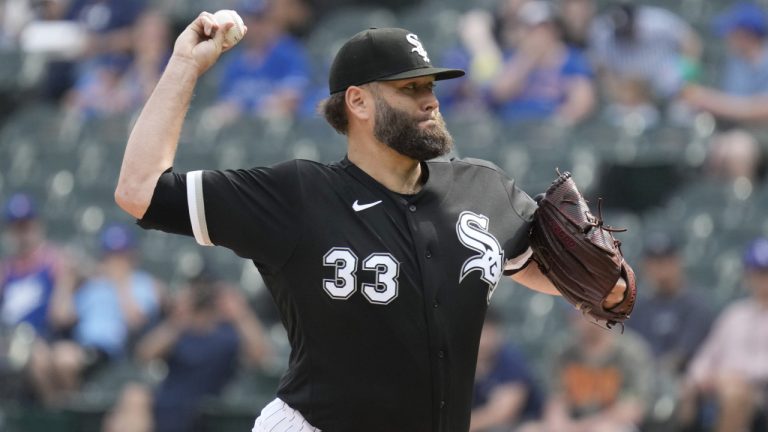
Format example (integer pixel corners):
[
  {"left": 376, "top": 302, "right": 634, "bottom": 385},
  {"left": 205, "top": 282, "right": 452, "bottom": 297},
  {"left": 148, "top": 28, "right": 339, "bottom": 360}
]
[{"left": 138, "top": 156, "right": 537, "bottom": 431}]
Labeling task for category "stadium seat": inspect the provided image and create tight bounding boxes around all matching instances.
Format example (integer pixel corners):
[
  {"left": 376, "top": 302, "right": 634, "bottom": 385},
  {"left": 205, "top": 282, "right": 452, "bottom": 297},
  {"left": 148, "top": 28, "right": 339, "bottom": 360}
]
[
  {"left": 165, "top": 0, "right": 241, "bottom": 23},
  {"left": 640, "top": 125, "right": 692, "bottom": 151},
  {"left": 446, "top": 115, "right": 502, "bottom": 161},
  {"left": 0, "top": 49, "right": 23, "bottom": 92},
  {"left": 306, "top": 7, "right": 397, "bottom": 70},
  {"left": 570, "top": 120, "right": 650, "bottom": 165},
  {"left": 285, "top": 117, "right": 346, "bottom": 163},
  {"left": 2, "top": 404, "right": 77, "bottom": 432},
  {"left": 199, "top": 367, "right": 282, "bottom": 432},
  {"left": 76, "top": 360, "right": 146, "bottom": 407},
  {"left": 397, "top": 2, "right": 462, "bottom": 57}
]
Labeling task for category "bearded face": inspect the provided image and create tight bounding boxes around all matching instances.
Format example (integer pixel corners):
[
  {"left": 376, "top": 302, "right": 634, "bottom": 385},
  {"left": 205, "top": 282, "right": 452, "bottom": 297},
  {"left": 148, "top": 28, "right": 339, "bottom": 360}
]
[{"left": 372, "top": 93, "right": 453, "bottom": 161}]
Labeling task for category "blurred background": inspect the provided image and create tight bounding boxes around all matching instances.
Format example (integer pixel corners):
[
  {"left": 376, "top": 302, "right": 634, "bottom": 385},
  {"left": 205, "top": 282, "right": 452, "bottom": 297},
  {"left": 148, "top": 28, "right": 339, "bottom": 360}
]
[{"left": 1, "top": 0, "right": 768, "bottom": 431}]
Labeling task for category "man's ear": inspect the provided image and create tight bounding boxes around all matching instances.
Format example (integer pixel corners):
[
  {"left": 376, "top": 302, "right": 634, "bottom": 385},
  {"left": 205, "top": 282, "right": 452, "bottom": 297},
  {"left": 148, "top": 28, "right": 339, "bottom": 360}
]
[{"left": 345, "top": 86, "right": 372, "bottom": 121}]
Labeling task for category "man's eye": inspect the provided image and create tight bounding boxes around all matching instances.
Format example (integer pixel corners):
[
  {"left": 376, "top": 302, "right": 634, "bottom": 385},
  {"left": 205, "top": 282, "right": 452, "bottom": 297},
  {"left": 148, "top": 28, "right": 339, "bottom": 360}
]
[{"left": 401, "top": 83, "right": 435, "bottom": 93}]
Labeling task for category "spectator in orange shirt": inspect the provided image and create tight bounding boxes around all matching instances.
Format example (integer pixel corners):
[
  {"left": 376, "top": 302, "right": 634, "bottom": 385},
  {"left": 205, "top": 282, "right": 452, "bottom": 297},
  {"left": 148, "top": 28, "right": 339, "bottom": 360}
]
[{"left": 518, "top": 311, "right": 653, "bottom": 432}]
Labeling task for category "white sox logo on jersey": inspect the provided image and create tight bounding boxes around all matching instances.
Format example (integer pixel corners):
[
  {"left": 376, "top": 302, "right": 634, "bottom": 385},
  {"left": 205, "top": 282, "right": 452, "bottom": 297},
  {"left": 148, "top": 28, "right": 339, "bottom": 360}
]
[
  {"left": 456, "top": 211, "right": 504, "bottom": 302},
  {"left": 406, "top": 33, "right": 430, "bottom": 63}
]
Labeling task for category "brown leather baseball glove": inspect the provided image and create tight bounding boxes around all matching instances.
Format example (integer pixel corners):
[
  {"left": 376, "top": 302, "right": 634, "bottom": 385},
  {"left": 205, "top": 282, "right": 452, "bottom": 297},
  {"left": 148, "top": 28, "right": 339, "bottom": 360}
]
[{"left": 529, "top": 171, "right": 636, "bottom": 328}]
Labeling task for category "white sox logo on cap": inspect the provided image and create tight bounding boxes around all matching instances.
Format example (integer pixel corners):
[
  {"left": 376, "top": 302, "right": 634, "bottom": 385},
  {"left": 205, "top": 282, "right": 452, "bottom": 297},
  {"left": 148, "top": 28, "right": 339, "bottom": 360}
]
[
  {"left": 328, "top": 27, "right": 463, "bottom": 94},
  {"left": 406, "top": 33, "right": 430, "bottom": 63}
]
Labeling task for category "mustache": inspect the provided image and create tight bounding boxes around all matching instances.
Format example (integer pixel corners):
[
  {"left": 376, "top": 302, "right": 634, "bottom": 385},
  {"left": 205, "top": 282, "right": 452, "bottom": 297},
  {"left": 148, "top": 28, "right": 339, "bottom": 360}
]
[{"left": 416, "top": 112, "right": 441, "bottom": 123}]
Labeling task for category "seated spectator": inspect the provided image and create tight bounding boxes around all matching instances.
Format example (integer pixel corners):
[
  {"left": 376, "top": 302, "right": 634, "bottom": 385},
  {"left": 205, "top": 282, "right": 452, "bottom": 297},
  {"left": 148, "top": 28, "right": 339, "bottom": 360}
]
[
  {"left": 103, "top": 271, "right": 271, "bottom": 432},
  {"left": 66, "top": 0, "right": 147, "bottom": 55},
  {"left": 0, "top": 0, "right": 35, "bottom": 49},
  {"left": 205, "top": 0, "right": 311, "bottom": 126},
  {"left": 679, "top": 237, "right": 768, "bottom": 432},
  {"left": 64, "top": 10, "right": 172, "bottom": 119},
  {"left": 627, "top": 232, "right": 712, "bottom": 375},
  {"left": 43, "top": 223, "right": 161, "bottom": 402},
  {"left": 129, "top": 11, "right": 171, "bottom": 99},
  {"left": 0, "top": 193, "right": 78, "bottom": 405},
  {"left": 706, "top": 129, "right": 763, "bottom": 182},
  {"left": 682, "top": 3, "right": 768, "bottom": 123},
  {"left": 442, "top": 0, "right": 595, "bottom": 124},
  {"left": 488, "top": 1, "right": 596, "bottom": 124},
  {"left": 437, "top": 9, "right": 497, "bottom": 117},
  {"left": 557, "top": 0, "right": 596, "bottom": 50},
  {"left": 39, "top": 0, "right": 148, "bottom": 100},
  {"left": 518, "top": 311, "right": 654, "bottom": 432},
  {"left": 1, "top": 193, "right": 74, "bottom": 338},
  {"left": 680, "top": 3, "right": 768, "bottom": 182},
  {"left": 590, "top": 3, "right": 702, "bottom": 128},
  {"left": 270, "top": 0, "right": 313, "bottom": 38},
  {"left": 470, "top": 309, "right": 542, "bottom": 432},
  {"left": 64, "top": 53, "right": 139, "bottom": 118}
]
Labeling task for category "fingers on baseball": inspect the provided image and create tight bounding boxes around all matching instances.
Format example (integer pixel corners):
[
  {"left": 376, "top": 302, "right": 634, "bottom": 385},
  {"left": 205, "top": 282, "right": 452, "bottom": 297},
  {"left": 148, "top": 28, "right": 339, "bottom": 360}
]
[
  {"left": 191, "top": 14, "right": 210, "bottom": 37},
  {"left": 197, "top": 11, "right": 219, "bottom": 37},
  {"left": 220, "top": 22, "right": 236, "bottom": 50},
  {"left": 194, "top": 12, "right": 231, "bottom": 53}
]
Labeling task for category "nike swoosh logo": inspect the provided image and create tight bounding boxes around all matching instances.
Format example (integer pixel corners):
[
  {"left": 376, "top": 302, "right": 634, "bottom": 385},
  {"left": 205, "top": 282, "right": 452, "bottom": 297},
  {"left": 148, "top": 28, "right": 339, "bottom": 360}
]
[{"left": 352, "top": 200, "right": 382, "bottom": 212}]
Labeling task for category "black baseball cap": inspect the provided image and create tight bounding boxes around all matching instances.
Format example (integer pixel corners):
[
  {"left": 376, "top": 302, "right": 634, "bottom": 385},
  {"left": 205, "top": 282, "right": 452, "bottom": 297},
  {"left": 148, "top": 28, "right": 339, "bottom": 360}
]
[{"left": 328, "top": 27, "right": 465, "bottom": 94}]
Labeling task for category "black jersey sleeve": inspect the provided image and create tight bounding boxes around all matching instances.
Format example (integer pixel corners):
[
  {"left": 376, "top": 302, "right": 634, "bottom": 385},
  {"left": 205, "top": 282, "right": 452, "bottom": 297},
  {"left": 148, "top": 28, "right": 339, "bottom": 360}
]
[
  {"left": 138, "top": 160, "right": 303, "bottom": 271},
  {"left": 502, "top": 176, "right": 537, "bottom": 274},
  {"left": 138, "top": 169, "right": 194, "bottom": 237}
]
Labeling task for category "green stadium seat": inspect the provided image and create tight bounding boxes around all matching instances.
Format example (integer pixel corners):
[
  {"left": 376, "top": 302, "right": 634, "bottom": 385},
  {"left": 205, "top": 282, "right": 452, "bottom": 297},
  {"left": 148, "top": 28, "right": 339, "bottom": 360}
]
[
  {"left": 215, "top": 117, "right": 294, "bottom": 168},
  {"left": 306, "top": 7, "right": 397, "bottom": 70},
  {"left": 446, "top": 115, "right": 502, "bottom": 161},
  {"left": 285, "top": 118, "right": 346, "bottom": 164},
  {"left": 166, "top": 0, "right": 240, "bottom": 23},
  {"left": 397, "top": 3, "right": 462, "bottom": 57},
  {"left": 2, "top": 404, "right": 77, "bottom": 432},
  {"left": 0, "top": 50, "right": 23, "bottom": 92},
  {"left": 77, "top": 360, "right": 146, "bottom": 407}
]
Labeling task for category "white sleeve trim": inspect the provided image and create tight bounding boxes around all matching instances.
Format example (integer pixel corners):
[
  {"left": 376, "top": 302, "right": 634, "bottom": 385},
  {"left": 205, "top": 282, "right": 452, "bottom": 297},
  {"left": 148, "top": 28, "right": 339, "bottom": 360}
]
[
  {"left": 186, "top": 170, "right": 213, "bottom": 246},
  {"left": 504, "top": 247, "right": 532, "bottom": 272}
]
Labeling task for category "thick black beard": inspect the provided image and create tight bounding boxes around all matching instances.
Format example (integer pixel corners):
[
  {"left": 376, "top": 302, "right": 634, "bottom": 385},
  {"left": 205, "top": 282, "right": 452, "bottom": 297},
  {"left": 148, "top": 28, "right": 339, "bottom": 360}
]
[{"left": 373, "top": 96, "right": 453, "bottom": 161}]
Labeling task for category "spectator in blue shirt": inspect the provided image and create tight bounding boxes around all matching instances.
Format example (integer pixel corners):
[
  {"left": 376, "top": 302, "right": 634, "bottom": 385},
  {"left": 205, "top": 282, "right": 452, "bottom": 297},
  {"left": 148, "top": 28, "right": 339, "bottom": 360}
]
[
  {"left": 441, "top": 1, "right": 595, "bottom": 124},
  {"left": 683, "top": 1, "right": 768, "bottom": 118},
  {"left": 680, "top": 3, "right": 768, "bottom": 181},
  {"left": 1, "top": 194, "right": 74, "bottom": 339},
  {"left": 1, "top": 193, "right": 78, "bottom": 405},
  {"left": 206, "top": 0, "right": 311, "bottom": 126},
  {"left": 64, "top": 10, "right": 172, "bottom": 119},
  {"left": 43, "top": 0, "right": 148, "bottom": 100},
  {"left": 46, "top": 223, "right": 161, "bottom": 401},
  {"left": 488, "top": 1, "right": 595, "bottom": 124},
  {"left": 470, "top": 308, "right": 542, "bottom": 431},
  {"left": 590, "top": 3, "right": 701, "bottom": 128}
]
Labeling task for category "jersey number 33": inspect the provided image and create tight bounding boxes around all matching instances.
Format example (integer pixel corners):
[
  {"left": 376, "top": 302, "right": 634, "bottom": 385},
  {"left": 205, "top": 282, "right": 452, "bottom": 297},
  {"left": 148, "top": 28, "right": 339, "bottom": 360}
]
[{"left": 322, "top": 249, "right": 400, "bottom": 305}]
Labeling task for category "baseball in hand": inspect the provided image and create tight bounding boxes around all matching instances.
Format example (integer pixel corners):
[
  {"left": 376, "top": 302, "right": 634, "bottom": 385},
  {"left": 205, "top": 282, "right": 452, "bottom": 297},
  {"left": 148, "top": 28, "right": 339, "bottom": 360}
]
[{"left": 213, "top": 10, "right": 245, "bottom": 50}]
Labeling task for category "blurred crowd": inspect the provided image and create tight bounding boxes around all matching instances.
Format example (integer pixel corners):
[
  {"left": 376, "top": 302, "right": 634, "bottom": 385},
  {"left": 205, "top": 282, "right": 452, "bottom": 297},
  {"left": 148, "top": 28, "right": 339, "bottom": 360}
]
[
  {"left": 0, "top": 193, "right": 274, "bottom": 432},
  {"left": 4, "top": 191, "right": 768, "bottom": 432},
  {"left": 1, "top": 0, "right": 768, "bottom": 431},
  {"left": 0, "top": 0, "right": 766, "bottom": 180},
  {"left": 471, "top": 230, "right": 768, "bottom": 432}
]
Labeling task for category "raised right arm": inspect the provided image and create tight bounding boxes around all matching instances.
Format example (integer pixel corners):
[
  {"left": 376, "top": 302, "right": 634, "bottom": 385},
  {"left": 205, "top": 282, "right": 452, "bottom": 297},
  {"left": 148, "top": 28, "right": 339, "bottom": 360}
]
[{"left": 115, "top": 12, "right": 237, "bottom": 219}]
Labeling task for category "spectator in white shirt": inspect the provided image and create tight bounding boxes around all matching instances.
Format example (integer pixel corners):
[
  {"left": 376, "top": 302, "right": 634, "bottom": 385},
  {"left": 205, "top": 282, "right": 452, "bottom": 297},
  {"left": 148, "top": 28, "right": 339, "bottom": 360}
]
[{"left": 679, "top": 237, "right": 768, "bottom": 432}]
